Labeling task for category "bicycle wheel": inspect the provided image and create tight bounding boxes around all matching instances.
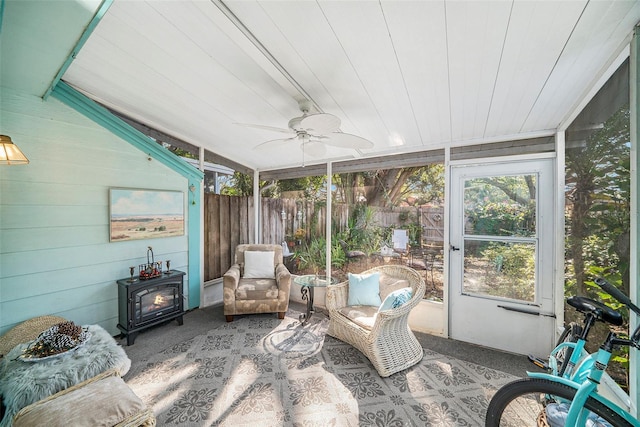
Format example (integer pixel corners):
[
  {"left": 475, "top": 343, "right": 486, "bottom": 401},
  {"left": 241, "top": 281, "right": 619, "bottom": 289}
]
[
  {"left": 555, "top": 322, "right": 582, "bottom": 376},
  {"left": 485, "top": 378, "right": 631, "bottom": 427}
]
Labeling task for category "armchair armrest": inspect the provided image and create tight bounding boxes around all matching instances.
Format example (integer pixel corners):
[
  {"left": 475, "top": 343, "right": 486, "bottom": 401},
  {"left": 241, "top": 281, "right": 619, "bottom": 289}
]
[
  {"left": 275, "top": 263, "right": 291, "bottom": 294},
  {"left": 326, "top": 280, "right": 349, "bottom": 312},
  {"left": 223, "top": 264, "right": 241, "bottom": 305}
]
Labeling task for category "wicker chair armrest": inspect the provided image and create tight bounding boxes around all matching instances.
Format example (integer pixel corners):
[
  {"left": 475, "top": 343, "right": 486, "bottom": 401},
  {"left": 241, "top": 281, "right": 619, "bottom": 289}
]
[{"left": 326, "top": 280, "right": 349, "bottom": 311}]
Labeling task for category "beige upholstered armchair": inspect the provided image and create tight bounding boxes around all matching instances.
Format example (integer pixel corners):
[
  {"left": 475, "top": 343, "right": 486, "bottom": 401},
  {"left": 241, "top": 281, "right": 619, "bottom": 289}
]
[
  {"left": 223, "top": 244, "right": 292, "bottom": 322},
  {"left": 326, "top": 265, "right": 425, "bottom": 377}
]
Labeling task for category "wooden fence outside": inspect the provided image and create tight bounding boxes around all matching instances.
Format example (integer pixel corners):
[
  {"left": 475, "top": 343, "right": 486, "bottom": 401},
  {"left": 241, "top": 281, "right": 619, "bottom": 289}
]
[
  {"left": 373, "top": 206, "right": 445, "bottom": 244},
  {"left": 204, "top": 194, "right": 444, "bottom": 281},
  {"left": 204, "top": 194, "right": 349, "bottom": 280}
]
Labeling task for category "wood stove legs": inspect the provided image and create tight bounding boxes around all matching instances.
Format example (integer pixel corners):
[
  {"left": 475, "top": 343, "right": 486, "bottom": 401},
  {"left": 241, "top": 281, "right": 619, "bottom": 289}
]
[
  {"left": 126, "top": 331, "right": 138, "bottom": 346},
  {"left": 119, "top": 315, "right": 184, "bottom": 345}
]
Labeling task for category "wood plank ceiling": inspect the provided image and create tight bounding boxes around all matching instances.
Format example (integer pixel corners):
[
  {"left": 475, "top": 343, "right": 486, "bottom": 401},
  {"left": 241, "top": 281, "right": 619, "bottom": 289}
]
[{"left": 26, "top": 1, "right": 640, "bottom": 172}]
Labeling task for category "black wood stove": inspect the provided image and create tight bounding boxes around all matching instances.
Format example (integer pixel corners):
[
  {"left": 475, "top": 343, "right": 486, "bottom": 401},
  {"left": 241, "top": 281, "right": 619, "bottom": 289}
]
[{"left": 116, "top": 270, "right": 185, "bottom": 345}]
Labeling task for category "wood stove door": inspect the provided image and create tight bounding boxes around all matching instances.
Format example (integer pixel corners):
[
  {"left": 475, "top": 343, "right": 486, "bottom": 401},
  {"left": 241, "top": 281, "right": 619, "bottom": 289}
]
[{"left": 134, "top": 284, "right": 181, "bottom": 327}]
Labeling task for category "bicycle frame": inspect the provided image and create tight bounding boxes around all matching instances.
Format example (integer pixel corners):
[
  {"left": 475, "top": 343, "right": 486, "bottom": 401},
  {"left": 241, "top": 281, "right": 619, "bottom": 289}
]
[
  {"left": 529, "top": 350, "right": 639, "bottom": 426},
  {"left": 532, "top": 314, "right": 640, "bottom": 426},
  {"left": 549, "top": 338, "right": 588, "bottom": 378},
  {"left": 492, "top": 277, "right": 640, "bottom": 426}
]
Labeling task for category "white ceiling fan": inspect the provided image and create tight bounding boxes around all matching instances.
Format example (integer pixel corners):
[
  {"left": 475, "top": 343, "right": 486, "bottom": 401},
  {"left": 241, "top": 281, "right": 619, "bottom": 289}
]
[{"left": 237, "top": 100, "right": 374, "bottom": 159}]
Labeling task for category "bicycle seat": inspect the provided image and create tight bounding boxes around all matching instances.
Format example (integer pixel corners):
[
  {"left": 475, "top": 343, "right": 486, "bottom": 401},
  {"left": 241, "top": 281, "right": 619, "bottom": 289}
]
[{"left": 567, "top": 296, "right": 623, "bottom": 326}]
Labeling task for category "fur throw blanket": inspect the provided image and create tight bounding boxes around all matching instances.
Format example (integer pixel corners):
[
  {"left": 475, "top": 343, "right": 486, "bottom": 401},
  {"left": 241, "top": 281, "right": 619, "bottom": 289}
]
[{"left": 0, "top": 324, "right": 130, "bottom": 427}]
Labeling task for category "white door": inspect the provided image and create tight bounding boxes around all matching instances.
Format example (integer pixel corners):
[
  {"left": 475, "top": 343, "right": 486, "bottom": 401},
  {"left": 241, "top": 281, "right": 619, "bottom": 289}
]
[{"left": 449, "top": 158, "right": 555, "bottom": 356}]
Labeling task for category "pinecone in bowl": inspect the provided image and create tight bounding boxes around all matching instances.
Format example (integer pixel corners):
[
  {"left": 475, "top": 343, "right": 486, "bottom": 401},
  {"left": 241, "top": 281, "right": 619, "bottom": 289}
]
[{"left": 22, "top": 321, "right": 89, "bottom": 359}]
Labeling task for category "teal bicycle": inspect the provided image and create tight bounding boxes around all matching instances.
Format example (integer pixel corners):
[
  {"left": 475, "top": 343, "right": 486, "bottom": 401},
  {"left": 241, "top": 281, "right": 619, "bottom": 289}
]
[
  {"left": 530, "top": 286, "right": 631, "bottom": 411},
  {"left": 485, "top": 277, "right": 639, "bottom": 426}
]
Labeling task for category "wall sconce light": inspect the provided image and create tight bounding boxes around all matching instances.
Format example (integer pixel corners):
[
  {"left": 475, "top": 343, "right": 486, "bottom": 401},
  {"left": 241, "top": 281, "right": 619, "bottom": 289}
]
[
  {"left": 189, "top": 184, "right": 196, "bottom": 205},
  {"left": 281, "top": 209, "right": 286, "bottom": 221},
  {"left": 0, "top": 135, "right": 29, "bottom": 165}
]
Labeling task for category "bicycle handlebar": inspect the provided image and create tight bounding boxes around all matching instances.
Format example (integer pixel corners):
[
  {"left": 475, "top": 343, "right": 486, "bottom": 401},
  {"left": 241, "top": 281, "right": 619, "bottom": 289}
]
[{"left": 594, "top": 277, "right": 640, "bottom": 316}]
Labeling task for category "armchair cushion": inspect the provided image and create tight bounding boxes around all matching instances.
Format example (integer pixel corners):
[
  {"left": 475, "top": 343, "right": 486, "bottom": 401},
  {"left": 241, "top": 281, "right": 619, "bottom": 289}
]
[
  {"left": 338, "top": 306, "right": 378, "bottom": 330},
  {"left": 236, "top": 278, "right": 279, "bottom": 300},
  {"left": 347, "top": 272, "right": 382, "bottom": 307},
  {"left": 243, "top": 251, "right": 275, "bottom": 279}
]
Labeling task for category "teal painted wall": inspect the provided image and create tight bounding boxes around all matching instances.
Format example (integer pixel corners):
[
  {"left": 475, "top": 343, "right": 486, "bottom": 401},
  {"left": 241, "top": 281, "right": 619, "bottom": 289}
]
[{"left": 0, "top": 88, "right": 192, "bottom": 336}]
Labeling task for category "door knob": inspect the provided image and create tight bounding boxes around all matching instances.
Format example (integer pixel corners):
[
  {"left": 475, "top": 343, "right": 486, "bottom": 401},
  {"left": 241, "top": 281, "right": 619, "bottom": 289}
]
[{"left": 450, "top": 245, "right": 460, "bottom": 251}]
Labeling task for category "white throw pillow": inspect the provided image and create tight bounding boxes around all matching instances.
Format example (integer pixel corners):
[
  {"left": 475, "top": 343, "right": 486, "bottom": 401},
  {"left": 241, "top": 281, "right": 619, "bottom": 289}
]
[{"left": 243, "top": 251, "right": 275, "bottom": 279}]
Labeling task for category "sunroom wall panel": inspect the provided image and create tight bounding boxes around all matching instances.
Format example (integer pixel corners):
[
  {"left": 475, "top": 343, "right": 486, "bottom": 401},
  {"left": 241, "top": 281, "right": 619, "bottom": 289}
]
[{"left": 0, "top": 90, "right": 189, "bottom": 336}]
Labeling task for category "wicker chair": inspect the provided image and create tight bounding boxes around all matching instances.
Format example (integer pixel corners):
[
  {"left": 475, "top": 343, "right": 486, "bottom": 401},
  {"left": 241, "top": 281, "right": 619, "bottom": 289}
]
[{"left": 326, "top": 265, "right": 426, "bottom": 377}]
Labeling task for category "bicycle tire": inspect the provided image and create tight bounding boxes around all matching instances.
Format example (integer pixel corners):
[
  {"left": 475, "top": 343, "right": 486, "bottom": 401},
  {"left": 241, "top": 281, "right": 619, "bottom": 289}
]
[
  {"left": 485, "top": 378, "right": 631, "bottom": 427},
  {"left": 555, "top": 322, "right": 582, "bottom": 376}
]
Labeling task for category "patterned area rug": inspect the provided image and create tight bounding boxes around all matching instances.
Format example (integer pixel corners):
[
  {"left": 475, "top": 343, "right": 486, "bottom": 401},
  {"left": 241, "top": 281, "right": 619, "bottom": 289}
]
[{"left": 124, "top": 310, "right": 517, "bottom": 426}]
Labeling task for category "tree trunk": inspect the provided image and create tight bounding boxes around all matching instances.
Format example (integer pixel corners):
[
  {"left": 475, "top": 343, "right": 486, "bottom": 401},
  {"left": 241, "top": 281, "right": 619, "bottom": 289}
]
[
  {"left": 363, "top": 168, "right": 418, "bottom": 207},
  {"left": 569, "top": 176, "right": 594, "bottom": 296}
]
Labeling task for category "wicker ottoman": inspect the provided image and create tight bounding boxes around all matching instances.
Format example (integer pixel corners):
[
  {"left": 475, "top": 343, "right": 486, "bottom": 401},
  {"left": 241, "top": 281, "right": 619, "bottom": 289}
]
[{"left": 12, "top": 369, "right": 155, "bottom": 427}]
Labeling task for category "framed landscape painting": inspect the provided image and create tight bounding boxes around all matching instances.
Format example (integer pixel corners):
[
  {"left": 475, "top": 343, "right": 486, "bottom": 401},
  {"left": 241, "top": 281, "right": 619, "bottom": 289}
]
[{"left": 109, "top": 188, "right": 184, "bottom": 242}]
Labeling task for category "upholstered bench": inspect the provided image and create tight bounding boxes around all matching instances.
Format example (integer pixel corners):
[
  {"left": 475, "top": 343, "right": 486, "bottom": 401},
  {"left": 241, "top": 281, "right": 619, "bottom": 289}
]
[
  {"left": 0, "top": 323, "right": 132, "bottom": 425},
  {"left": 13, "top": 369, "right": 155, "bottom": 427}
]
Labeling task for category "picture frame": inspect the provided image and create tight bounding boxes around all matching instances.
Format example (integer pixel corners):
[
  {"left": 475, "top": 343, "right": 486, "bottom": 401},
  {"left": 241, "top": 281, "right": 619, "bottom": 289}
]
[{"left": 109, "top": 188, "right": 185, "bottom": 242}]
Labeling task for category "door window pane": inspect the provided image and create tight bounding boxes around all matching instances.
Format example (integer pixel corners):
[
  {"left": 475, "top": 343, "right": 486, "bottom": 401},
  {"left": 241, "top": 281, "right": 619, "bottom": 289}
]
[
  {"left": 463, "top": 240, "right": 536, "bottom": 302},
  {"left": 464, "top": 175, "right": 536, "bottom": 237}
]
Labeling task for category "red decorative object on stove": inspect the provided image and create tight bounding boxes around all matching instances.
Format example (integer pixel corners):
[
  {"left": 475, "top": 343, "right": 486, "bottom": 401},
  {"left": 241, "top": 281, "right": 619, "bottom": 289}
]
[{"left": 139, "top": 246, "right": 161, "bottom": 280}]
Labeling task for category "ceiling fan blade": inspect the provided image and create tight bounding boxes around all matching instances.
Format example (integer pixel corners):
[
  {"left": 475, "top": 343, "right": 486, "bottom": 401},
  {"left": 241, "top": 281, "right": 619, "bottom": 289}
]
[
  {"left": 322, "top": 132, "right": 374, "bottom": 149},
  {"left": 234, "top": 122, "right": 293, "bottom": 134},
  {"left": 301, "top": 140, "right": 326, "bottom": 157},
  {"left": 299, "top": 113, "right": 341, "bottom": 134},
  {"left": 253, "top": 136, "right": 297, "bottom": 150}
]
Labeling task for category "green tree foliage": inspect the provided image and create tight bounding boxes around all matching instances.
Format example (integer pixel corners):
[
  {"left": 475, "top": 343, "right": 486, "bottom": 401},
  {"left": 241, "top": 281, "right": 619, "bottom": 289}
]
[
  {"left": 333, "top": 164, "right": 444, "bottom": 207},
  {"left": 219, "top": 172, "right": 278, "bottom": 197},
  {"left": 279, "top": 176, "right": 327, "bottom": 201},
  {"left": 464, "top": 175, "right": 536, "bottom": 238},
  {"left": 346, "top": 204, "right": 385, "bottom": 254},
  {"left": 221, "top": 165, "right": 444, "bottom": 209},
  {"left": 220, "top": 172, "right": 252, "bottom": 196},
  {"left": 482, "top": 243, "right": 536, "bottom": 300},
  {"left": 403, "top": 165, "right": 445, "bottom": 206},
  {"left": 565, "top": 106, "right": 630, "bottom": 296}
]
